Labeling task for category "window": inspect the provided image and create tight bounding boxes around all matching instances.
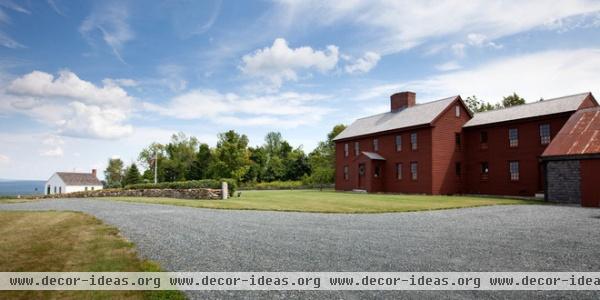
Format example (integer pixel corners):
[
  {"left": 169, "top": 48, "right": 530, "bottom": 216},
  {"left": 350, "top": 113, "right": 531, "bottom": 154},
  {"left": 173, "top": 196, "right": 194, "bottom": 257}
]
[
  {"left": 395, "top": 135, "right": 402, "bottom": 151},
  {"left": 481, "top": 162, "right": 489, "bottom": 180},
  {"left": 480, "top": 131, "right": 488, "bottom": 149},
  {"left": 91, "top": 187, "right": 95, "bottom": 191},
  {"left": 343, "top": 165, "right": 349, "bottom": 180},
  {"left": 396, "top": 163, "right": 403, "bottom": 180},
  {"left": 54, "top": 186, "right": 57, "bottom": 194},
  {"left": 455, "top": 105, "right": 461, "bottom": 117},
  {"left": 354, "top": 142, "right": 360, "bottom": 156},
  {"left": 344, "top": 143, "right": 349, "bottom": 157},
  {"left": 455, "top": 162, "right": 461, "bottom": 176},
  {"left": 85, "top": 186, "right": 88, "bottom": 191},
  {"left": 374, "top": 166, "right": 381, "bottom": 178},
  {"left": 509, "top": 161, "right": 519, "bottom": 181},
  {"left": 540, "top": 124, "right": 551, "bottom": 145},
  {"left": 411, "top": 133, "right": 418, "bottom": 150},
  {"left": 509, "top": 128, "right": 519, "bottom": 147},
  {"left": 455, "top": 133, "right": 461, "bottom": 150},
  {"left": 373, "top": 138, "right": 379, "bottom": 152},
  {"left": 58, "top": 187, "right": 62, "bottom": 194},
  {"left": 410, "top": 162, "right": 418, "bottom": 180}
]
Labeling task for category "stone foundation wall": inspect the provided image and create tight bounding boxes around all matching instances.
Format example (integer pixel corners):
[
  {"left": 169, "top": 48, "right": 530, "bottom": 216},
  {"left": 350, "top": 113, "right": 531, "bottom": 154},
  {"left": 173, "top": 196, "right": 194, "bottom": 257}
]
[
  {"left": 44, "top": 188, "right": 223, "bottom": 200},
  {"left": 546, "top": 160, "right": 581, "bottom": 204}
]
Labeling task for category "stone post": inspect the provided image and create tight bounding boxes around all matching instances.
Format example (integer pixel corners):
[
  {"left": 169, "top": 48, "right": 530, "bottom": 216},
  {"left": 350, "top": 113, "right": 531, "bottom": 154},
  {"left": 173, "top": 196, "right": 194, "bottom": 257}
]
[{"left": 221, "top": 181, "right": 228, "bottom": 200}]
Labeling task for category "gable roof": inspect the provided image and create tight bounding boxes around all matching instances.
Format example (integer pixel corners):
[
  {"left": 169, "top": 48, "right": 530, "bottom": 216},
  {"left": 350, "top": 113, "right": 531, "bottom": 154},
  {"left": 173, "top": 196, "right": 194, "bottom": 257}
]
[
  {"left": 463, "top": 92, "right": 593, "bottom": 128},
  {"left": 56, "top": 172, "right": 102, "bottom": 186},
  {"left": 333, "top": 96, "right": 460, "bottom": 141},
  {"left": 542, "top": 107, "right": 600, "bottom": 157}
]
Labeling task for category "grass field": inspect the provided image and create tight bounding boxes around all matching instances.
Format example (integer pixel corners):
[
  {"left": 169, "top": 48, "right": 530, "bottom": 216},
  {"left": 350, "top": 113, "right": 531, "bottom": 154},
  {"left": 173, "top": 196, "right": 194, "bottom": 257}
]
[
  {"left": 0, "top": 198, "right": 40, "bottom": 204},
  {"left": 105, "top": 189, "right": 543, "bottom": 213},
  {"left": 0, "top": 211, "right": 184, "bottom": 300}
]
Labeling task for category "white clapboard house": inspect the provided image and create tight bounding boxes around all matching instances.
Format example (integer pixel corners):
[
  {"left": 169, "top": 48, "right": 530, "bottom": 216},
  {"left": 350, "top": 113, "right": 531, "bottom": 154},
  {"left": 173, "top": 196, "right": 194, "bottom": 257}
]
[{"left": 45, "top": 169, "right": 103, "bottom": 195}]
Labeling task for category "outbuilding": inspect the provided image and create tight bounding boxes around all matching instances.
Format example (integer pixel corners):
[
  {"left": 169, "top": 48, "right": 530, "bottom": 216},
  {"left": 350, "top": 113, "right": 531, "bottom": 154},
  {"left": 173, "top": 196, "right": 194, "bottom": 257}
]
[
  {"left": 541, "top": 107, "right": 600, "bottom": 207},
  {"left": 45, "top": 169, "right": 103, "bottom": 195}
]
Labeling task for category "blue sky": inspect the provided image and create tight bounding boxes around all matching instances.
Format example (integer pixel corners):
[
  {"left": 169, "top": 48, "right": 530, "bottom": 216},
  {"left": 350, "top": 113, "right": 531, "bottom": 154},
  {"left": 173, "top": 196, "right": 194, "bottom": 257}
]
[{"left": 1, "top": 0, "right": 600, "bottom": 180}]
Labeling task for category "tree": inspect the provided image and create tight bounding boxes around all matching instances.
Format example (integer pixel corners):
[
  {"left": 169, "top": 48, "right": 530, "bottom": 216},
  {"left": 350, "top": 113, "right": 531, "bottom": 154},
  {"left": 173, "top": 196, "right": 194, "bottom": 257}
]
[
  {"left": 164, "top": 132, "right": 199, "bottom": 181},
  {"left": 187, "top": 143, "right": 211, "bottom": 180},
  {"left": 104, "top": 158, "right": 124, "bottom": 188},
  {"left": 138, "top": 143, "right": 166, "bottom": 183},
  {"left": 306, "top": 124, "right": 347, "bottom": 188},
  {"left": 123, "top": 163, "right": 142, "bottom": 186},
  {"left": 208, "top": 130, "right": 251, "bottom": 181},
  {"left": 464, "top": 95, "right": 495, "bottom": 113},
  {"left": 502, "top": 92, "right": 526, "bottom": 108}
]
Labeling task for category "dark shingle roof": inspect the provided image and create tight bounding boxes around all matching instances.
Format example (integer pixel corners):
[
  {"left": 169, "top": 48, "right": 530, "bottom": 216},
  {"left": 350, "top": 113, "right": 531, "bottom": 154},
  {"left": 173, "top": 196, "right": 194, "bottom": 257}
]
[
  {"left": 333, "top": 96, "right": 459, "bottom": 141},
  {"left": 542, "top": 107, "right": 600, "bottom": 157},
  {"left": 464, "top": 92, "right": 592, "bottom": 128},
  {"left": 56, "top": 172, "right": 102, "bottom": 186}
]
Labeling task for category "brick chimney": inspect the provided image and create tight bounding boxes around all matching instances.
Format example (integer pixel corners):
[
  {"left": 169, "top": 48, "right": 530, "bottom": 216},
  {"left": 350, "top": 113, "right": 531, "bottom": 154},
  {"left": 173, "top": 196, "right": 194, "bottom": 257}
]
[
  {"left": 91, "top": 169, "right": 97, "bottom": 177},
  {"left": 390, "top": 91, "right": 416, "bottom": 111}
]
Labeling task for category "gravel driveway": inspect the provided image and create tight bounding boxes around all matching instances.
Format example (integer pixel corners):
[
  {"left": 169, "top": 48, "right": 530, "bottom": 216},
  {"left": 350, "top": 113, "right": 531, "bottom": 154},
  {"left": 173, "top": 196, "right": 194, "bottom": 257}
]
[{"left": 2, "top": 199, "right": 599, "bottom": 299}]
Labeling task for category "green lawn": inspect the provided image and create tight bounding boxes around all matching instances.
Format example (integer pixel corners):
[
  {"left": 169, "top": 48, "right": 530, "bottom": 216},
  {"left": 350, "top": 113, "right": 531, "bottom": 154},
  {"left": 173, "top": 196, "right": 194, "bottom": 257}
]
[
  {"left": 0, "top": 211, "right": 184, "bottom": 300},
  {"left": 104, "top": 189, "right": 544, "bottom": 213},
  {"left": 0, "top": 198, "right": 41, "bottom": 204}
]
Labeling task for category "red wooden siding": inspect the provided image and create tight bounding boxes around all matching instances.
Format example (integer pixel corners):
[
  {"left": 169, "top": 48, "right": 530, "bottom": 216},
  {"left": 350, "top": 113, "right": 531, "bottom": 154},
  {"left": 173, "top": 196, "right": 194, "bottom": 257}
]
[
  {"left": 431, "top": 100, "right": 471, "bottom": 194},
  {"left": 463, "top": 114, "right": 571, "bottom": 196},
  {"left": 580, "top": 159, "right": 600, "bottom": 207},
  {"left": 335, "top": 126, "right": 433, "bottom": 193}
]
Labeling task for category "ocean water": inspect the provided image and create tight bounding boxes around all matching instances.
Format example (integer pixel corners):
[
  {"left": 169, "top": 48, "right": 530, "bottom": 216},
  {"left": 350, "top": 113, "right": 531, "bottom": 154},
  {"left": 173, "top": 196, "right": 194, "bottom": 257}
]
[{"left": 0, "top": 180, "right": 45, "bottom": 196}]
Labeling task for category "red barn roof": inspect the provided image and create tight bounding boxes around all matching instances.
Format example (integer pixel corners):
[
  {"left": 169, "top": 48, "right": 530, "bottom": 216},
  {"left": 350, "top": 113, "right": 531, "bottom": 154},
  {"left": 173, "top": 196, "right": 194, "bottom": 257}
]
[{"left": 542, "top": 107, "right": 600, "bottom": 157}]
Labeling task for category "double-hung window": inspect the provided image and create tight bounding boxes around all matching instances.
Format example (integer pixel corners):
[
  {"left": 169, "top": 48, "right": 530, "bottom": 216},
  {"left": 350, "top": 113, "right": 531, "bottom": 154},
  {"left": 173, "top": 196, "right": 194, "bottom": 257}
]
[
  {"left": 509, "top": 128, "right": 519, "bottom": 147},
  {"left": 540, "top": 124, "right": 551, "bottom": 145},
  {"left": 509, "top": 161, "right": 520, "bottom": 181},
  {"left": 411, "top": 133, "right": 418, "bottom": 150}
]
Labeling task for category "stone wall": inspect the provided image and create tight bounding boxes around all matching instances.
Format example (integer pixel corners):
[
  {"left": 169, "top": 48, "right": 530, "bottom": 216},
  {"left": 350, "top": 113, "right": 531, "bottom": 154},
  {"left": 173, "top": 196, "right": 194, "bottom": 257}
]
[
  {"left": 43, "top": 188, "right": 223, "bottom": 200},
  {"left": 546, "top": 160, "right": 581, "bottom": 204}
]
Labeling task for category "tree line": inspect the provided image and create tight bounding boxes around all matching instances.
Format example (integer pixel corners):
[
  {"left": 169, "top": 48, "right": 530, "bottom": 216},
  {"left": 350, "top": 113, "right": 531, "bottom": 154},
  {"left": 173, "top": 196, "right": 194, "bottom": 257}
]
[
  {"left": 464, "top": 92, "right": 527, "bottom": 112},
  {"left": 104, "top": 125, "right": 347, "bottom": 188}
]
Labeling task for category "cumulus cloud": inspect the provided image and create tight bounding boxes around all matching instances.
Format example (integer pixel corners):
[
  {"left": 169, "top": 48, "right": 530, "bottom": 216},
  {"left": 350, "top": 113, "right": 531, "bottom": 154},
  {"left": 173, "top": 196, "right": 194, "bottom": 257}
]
[
  {"left": 240, "top": 38, "right": 339, "bottom": 87},
  {"left": 144, "top": 89, "right": 331, "bottom": 128},
  {"left": 354, "top": 48, "right": 600, "bottom": 104},
  {"left": 4, "top": 70, "right": 134, "bottom": 139},
  {"left": 275, "top": 1, "right": 600, "bottom": 54},
  {"left": 79, "top": 2, "right": 133, "bottom": 62},
  {"left": 345, "top": 52, "right": 381, "bottom": 74}
]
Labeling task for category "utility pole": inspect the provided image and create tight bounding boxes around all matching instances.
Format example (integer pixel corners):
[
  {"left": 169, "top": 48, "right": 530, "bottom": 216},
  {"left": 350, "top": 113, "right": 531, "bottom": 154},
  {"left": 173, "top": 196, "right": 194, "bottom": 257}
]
[{"left": 154, "top": 151, "right": 158, "bottom": 184}]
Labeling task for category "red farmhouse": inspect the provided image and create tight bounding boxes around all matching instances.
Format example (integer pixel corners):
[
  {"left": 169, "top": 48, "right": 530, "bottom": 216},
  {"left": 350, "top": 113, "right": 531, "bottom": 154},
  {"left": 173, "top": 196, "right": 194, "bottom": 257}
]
[{"left": 333, "top": 91, "right": 598, "bottom": 202}]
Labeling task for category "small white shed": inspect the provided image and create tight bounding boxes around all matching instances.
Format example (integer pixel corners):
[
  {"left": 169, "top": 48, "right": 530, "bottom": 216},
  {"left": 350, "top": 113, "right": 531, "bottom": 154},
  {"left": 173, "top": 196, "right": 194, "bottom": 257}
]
[{"left": 45, "top": 169, "right": 103, "bottom": 195}]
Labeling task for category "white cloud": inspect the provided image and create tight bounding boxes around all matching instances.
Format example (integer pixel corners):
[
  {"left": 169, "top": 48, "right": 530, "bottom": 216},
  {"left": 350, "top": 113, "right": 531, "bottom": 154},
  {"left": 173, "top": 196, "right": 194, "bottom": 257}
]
[
  {"left": 157, "top": 64, "right": 187, "bottom": 92},
  {"left": 435, "top": 61, "right": 462, "bottom": 71},
  {"left": 345, "top": 51, "right": 381, "bottom": 74},
  {"left": 144, "top": 89, "right": 331, "bottom": 128},
  {"left": 354, "top": 48, "right": 600, "bottom": 104},
  {"left": 240, "top": 38, "right": 339, "bottom": 87},
  {"left": 4, "top": 70, "right": 134, "bottom": 139},
  {"left": 40, "top": 146, "right": 63, "bottom": 157},
  {"left": 275, "top": 1, "right": 600, "bottom": 54},
  {"left": 0, "top": 153, "right": 9, "bottom": 164},
  {"left": 467, "top": 33, "right": 502, "bottom": 49},
  {"left": 79, "top": 2, "right": 133, "bottom": 62}
]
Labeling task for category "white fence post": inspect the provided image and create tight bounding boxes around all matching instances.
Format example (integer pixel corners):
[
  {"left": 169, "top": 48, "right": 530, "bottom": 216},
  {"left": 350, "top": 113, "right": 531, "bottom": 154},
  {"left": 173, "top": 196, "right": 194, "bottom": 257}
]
[{"left": 221, "top": 181, "right": 228, "bottom": 200}]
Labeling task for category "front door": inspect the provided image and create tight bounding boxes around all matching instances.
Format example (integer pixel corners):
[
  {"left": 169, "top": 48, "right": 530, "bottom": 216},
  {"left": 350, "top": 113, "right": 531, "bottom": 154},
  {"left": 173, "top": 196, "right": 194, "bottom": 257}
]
[{"left": 358, "top": 163, "right": 366, "bottom": 189}]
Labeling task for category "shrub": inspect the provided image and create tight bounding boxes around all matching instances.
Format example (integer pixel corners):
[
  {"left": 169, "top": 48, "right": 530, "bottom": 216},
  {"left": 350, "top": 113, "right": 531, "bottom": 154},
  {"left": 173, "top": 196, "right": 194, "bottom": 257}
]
[{"left": 125, "top": 179, "right": 237, "bottom": 194}]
